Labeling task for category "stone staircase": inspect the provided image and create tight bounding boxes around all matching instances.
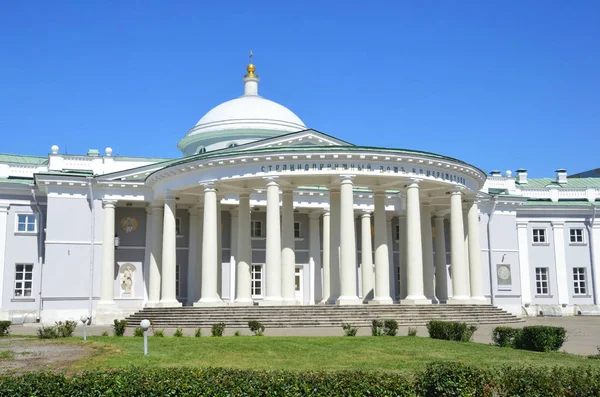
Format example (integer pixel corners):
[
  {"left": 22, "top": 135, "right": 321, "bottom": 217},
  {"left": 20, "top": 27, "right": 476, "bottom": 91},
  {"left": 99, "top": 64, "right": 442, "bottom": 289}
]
[{"left": 125, "top": 304, "right": 522, "bottom": 328}]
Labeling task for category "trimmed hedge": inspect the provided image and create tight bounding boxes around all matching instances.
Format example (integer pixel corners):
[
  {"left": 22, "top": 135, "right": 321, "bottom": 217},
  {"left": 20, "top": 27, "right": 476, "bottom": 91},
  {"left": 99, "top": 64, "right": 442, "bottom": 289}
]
[
  {"left": 0, "top": 321, "right": 10, "bottom": 337},
  {"left": 426, "top": 320, "right": 477, "bottom": 342},
  {"left": 493, "top": 325, "right": 567, "bottom": 352},
  {"left": 1, "top": 364, "right": 599, "bottom": 396},
  {"left": 492, "top": 326, "right": 520, "bottom": 347}
]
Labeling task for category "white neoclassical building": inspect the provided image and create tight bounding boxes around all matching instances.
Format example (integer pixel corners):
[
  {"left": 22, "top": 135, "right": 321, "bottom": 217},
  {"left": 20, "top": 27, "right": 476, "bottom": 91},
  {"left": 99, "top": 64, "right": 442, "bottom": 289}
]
[{"left": 1, "top": 61, "right": 599, "bottom": 324}]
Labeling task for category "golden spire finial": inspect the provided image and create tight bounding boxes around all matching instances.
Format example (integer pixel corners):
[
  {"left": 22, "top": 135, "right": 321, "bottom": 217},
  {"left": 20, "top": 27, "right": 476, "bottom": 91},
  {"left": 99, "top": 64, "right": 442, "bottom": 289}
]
[{"left": 245, "top": 50, "right": 257, "bottom": 78}]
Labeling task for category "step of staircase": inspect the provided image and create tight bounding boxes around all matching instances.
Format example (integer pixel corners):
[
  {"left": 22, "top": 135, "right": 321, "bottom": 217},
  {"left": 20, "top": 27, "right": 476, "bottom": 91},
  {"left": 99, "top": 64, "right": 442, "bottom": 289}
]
[{"left": 125, "top": 304, "right": 523, "bottom": 328}]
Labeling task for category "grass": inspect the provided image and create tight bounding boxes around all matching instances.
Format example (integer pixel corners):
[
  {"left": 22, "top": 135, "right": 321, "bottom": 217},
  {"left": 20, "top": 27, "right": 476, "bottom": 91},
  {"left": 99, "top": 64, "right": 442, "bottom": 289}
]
[
  {"left": 59, "top": 336, "right": 600, "bottom": 374},
  {"left": 0, "top": 350, "right": 14, "bottom": 360}
]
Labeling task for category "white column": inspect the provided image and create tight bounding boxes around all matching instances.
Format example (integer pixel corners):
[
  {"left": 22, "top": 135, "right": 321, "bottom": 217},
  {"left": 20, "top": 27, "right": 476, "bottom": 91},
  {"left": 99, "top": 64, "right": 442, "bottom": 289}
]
[
  {"left": 229, "top": 209, "right": 238, "bottom": 303},
  {"left": 195, "top": 207, "right": 203, "bottom": 303},
  {"left": 448, "top": 189, "right": 470, "bottom": 303},
  {"left": 159, "top": 194, "right": 181, "bottom": 307},
  {"left": 336, "top": 176, "right": 361, "bottom": 305},
  {"left": 398, "top": 214, "right": 408, "bottom": 300},
  {"left": 308, "top": 212, "right": 322, "bottom": 304},
  {"left": 142, "top": 207, "right": 153, "bottom": 303},
  {"left": 360, "top": 211, "right": 374, "bottom": 302},
  {"left": 468, "top": 200, "right": 486, "bottom": 302},
  {"left": 401, "top": 182, "right": 429, "bottom": 304},
  {"left": 186, "top": 207, "right": 199, "bottom": 306},
  {"left": 552, "top": 221, "right": 570, "bottom": 306},
  {"left": 371, "top": 191, "right": 392, "bottom": 304},
  {"left": 262, "top": 178, "right": 283, "bottom": 305},
  {"left": 328, "top": 189, "right": 341, "bottom": 303},
  {"left": 516, "top": 222, "right": 532, "bottom": 306},
  {"left": 216, "top": 198, "right": 222, "bottom": 298},
  {"left": 147, "top": 202, "right": 163, "bottom": 307},
  {"left": 590, "top": 216, "right": 600, "bottom": 306},
  {"left": 421, "top": 203, "right": 435, "bottom": 302},
  {"left": 281, "top": 189, "right": 297, "bottom": 304},
  {"left": 434, "top": 214, "right": 448, "bottom": 303},
  {"left": 235, "top": 193, "right": 253, "bottom": 305},
  {"left": 463, "top": 208, "right": 471, "bottom": 296},
  {"left": 0, "top": 204, "right": 10, "bottom": 312},
  {"left": 320, "top": 211, "right": 331, "bottom": 303},
  {"left": 195, "top": 185, "right": 224, "bottom": 306},
  {"left": 386, "top": 215, "right": 396, "bottom": 299},
  {"left": 98, "top": 200, "right": 117, "bottom": 307}
]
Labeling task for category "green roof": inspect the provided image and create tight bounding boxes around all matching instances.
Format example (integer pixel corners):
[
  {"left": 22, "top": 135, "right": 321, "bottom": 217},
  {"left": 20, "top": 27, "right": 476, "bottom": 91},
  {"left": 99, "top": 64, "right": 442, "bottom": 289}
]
[
  {"left": 523, "top": 200, "right": 595, "bottom": 207},
  {"left": 0, "top": 153, "right": 48, "bottom": 165},
  {"left": 0, "top": 177, "right": 34, "bottom": 185},
  {"left": 518, "top": 178, "right": 600, "bottom": 189}
]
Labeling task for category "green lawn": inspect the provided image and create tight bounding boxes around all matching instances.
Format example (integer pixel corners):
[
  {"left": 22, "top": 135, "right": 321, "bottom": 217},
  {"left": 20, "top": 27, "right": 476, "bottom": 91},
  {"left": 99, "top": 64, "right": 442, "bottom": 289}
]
[{"left": 65, "top": 336, "right": 600, "bottom": 374}]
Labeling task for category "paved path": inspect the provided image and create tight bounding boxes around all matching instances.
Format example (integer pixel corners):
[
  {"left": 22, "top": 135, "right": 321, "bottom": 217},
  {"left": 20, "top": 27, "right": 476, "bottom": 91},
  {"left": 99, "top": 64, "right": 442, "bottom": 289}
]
[{"left": 10, "top": 316, "right": 600, "bottom": 356}]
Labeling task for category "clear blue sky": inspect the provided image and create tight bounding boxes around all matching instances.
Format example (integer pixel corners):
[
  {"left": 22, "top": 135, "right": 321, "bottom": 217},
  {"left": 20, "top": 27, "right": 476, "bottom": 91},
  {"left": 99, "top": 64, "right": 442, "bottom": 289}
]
[{"left": 1, "top": 1, "right": 598, "bottom": 177}]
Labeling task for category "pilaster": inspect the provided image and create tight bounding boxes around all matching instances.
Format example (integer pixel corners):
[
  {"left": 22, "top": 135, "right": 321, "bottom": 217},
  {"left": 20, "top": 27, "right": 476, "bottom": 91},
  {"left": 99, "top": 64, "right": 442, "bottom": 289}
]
[{"left": 551, "top": 221, "right": 569, "bottom": 306}]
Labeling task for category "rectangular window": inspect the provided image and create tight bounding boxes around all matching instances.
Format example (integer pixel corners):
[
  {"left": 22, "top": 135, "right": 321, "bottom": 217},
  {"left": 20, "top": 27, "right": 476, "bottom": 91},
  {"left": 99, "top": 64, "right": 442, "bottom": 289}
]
[
  {"left": 395, "top": 224, "right": 400, "bottom": 241},
  {"left": 175, "top": 218, "right": 182, "bottom": 236},
  {"left": 569, "top": 228, "right": 584, "bottom": 244},
  {"left": 14, "top": 264, "right": 33, "bottom": 297},
  {"left": 535, "top": 267, "right": 549, "bottom": 295},
  {"left": 251, "top": 221, "right": 263, "bottom": 238},
  {"left": 251, "top": 264, "right": 263, "bottom": 297},
  {"left": 175, "top": 263, "right": 180, "bottom": 297},
  {"left": 16, "top": 214, "right": 36, "bottom": 233},
  {"left": 294, "top": 221, "right": 301, "bottom": 238},
  {"left": 532, "top": 228, "right": 546, "bottom": 244},
  {"left": 573, "top": 267, "right": 587, "bottom": 295}
]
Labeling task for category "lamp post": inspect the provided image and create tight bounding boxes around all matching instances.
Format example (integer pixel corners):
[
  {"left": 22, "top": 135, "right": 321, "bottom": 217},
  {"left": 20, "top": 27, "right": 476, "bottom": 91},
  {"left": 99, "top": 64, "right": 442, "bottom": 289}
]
[
  {"left": 80, "top": 315, "right": 89, "bottom": 341},
  {"left": 140, "top": 319, "right": 151, "bottom": 355}
]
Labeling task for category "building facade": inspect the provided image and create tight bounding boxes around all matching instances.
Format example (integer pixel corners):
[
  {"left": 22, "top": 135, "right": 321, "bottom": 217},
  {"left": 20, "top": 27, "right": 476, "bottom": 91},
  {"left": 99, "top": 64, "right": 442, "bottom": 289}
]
[{"left": 1, "top": 62, "right": 599, "bottom": 324}]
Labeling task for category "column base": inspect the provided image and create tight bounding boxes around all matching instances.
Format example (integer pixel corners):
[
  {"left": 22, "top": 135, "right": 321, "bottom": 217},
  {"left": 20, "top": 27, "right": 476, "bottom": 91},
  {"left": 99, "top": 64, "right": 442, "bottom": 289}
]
[
  {"left": 447, "top": 296, "right": 471, "bottom": 305},
  {"left": 469, "top": 296, "right": 488, "bottom": 304},
  {"left": 400, "top": 296, "right": 432, "bottom": 305},
  {"left": 159, "top": 299, "right": 183, "bottom": 308},
  {"left": 231, "top": 299, "right": 254, "bottom": 306},
  {"left": 258, "top": 297, "right": 282, "bottom": 306},
  {"left": 369, "top": 296, "right": 394, "bottom": 305},
  {"left": 145, "top": 301, "right": 161, "bottom": 308},
  {"left": 335, "top": 296, "right": 362, "bottom": 305},
  {"left": 281, "top": 298, "right": 300, "bottom": 306},
  {"left": 326, "top": 296, "right": 339, "bottom": 305},
  {"left": 194, "top": 298, "right": 226, "bottom": 307}
]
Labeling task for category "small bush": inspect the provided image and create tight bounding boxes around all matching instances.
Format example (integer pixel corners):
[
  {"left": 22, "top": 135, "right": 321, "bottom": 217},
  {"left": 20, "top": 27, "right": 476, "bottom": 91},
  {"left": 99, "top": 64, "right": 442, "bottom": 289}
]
[
  {"left": 371, "top": 319, "right": 383, "bottom": 336},
  {"left": 133, "top": 327, "right": 144, "bottom": 337},
  {"left": 101, "top": 331, "right": 109, "bottom": 337},
  {"left": 211, "top": 323, "right": 226, "bottom": 337},
  {"left": 492, "top": 326, "right": 520, "bottom": 347},
  {"left": 514, "top": 325, "right": 566, "bottom": 352},
  {"left": 194, "top": 328, "right": 202, "bottom": 337},
  {"left": 408, "top": 327, "right": 418, "bottom": 337},
  {"left": 234, "top": 330, "right": 241, "bottom": 336},
  {"left": 37, "top": 325, "right": 58, "bottom": 339},
  {"left": 55, "top": 321, "right": 77, "bottom": 338},
  {"left": 173, "top": 328, "right": 184, "bottom": 337},
  {"left": 342, "top": 323, "right": 359, "bottom": 336},
  {"left": 383, "top": 319, "right": 398, "bottom": 336},
  {"left": 153, "top": 329, "right": 164, "bottom": 337},
  {"left": 426, "top": 320, "right": 477, "bottom": 342},
  {"left": 416, "top": 361, "right": 491, "bottom": 397},
  {"left": 0, "top": 321, "right": 11, "bottom": 337},
  {"left": 248, "top": 320, "right": 265, "bottom": 336},
  {"left": 112, "top": 319, "right": 127, "bottom": 337}
]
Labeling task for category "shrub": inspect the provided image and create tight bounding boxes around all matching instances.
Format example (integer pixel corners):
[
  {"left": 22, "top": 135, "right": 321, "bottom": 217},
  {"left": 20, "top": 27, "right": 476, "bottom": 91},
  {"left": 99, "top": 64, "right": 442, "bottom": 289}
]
[
  {"left": 133, "top": 327, "right": 144, "bottom": 337},
  {"left": 55, "top": 321, "right": 77, "bottom": 338},
  {"left": 211, "top": 323, "right": 226, "bottom": 337},
  {"left": 112, "top": 319, "right": 127, "bottom": 337},
  {"left": 342, "top": 323, "right": 359, "bottom": 336},
  {"left": 426, "top": 320, "right": 477, "bottom": 342},
  {"left": 37, "top": 325, "right": 58, "bottom": 339},
  {"left": 371, "top": 319, "right": 383, "bottom": 336},
  {"left": 248, "top": 320, "right": 265, "bottom": 336},
  {"left": 383, "top": 319, "right": 398, "bottom": 336},
  {"left": 416, "top": 362, "right": 491, "bottom": 397},
  {"left": 0, "top": 321, "right": 11, "bottom": 337},
  {"left": 408, "top": 327, "right": 418, "bottom": 337},
  {"left": 234, "top": 330, "right": 241, "bottom": 336},
  {"left": 514, "top": 325, "right": 566, "bottom": 352},
  {"left": 492, "top": 326, "right": 520, "bottom": 347},
  {"left": 174, "top": 328, "right": 184, "bottom": 337},
  {"left": 153, "top": 329, "right": 164, "bottom": 337},
  {"left": 101, "top": 331, "right": 109, "bottom": 337},
  {"left": 194, "top": 328, "right": 202, "bottom": 337}
]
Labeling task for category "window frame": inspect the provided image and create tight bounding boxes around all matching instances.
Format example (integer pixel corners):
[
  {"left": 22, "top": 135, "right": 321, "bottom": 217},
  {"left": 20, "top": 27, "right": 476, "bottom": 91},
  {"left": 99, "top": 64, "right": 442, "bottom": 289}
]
[
  {"left": 251, "top": 264, "right": 263, "bottom": 298},
  {"left": 573, "top": 267, "right": 587, "bottom": 296},
  {"left": 175, "top": 217, "right": 184, "bottom": 237},
  {"left": 535, "top": 267, "right": 550, "bottom": 296},
  {"left": 569, "top": 228, "right": 585, "bottom": 245},
  {"left": 294, "top": 221, "right": 302, "bottom": 239},
  {"left": 15, "top": 213, "right": 37, "bottom": 234},
  {"left": 14, "top": 263, "right": 34, "bottom": 298},
  {"left": 175, "top": 263, "right": 181, "bottom": 298},
  {"left": 251, "top": 220, "right": 264, "bottom": 238},
  {"left": 395, "top": 224, "right": 400, "bottom": 241},
  {"left": 532, "top": 228, "right": 547, "bottom": 245}
]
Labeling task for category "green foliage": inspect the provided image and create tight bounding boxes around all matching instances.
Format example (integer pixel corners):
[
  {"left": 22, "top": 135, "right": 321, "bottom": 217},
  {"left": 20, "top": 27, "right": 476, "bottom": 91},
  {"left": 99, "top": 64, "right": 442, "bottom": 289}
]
[
  {"left": 514, "top": 325, "right": 566, "bottom": 352},
  {"left": 408, "top": 327, "right": 418, "bottom": 337},
  {"left": 248, "top": 320, "right": 265, "bottom": 336},
  {"left": 383, "top": 319, "right": 398, "bottom": 336},
  {"left": 194, "top": 328, "right": 202, "bottom": 338},
  {"left": 0, "top": 321, "right": 11, "bottom": 337},
  {"left": 211, "top": 323, "right": 226, "bottom": 337},
  {"left": 55, "top": 320, "right": 77, "bottom": 338},
  {"left": 37, "top": 325, "right": 58, "bottom": 339},
  {"left": 153, "top": 329, "right": 164, "bottom": 337},
  {"left": 492, "top": 326, "right": 521, "bottom": 348},
  {"left": 173, "top": 328, "right": 184, "bottom": 337},
  {"left": 234, "top": 330, "right": 241, "bottom": 336},
  {"left": 101, "top": 331, "right": 109, "bottom": 337},
  {"left": 342, "top": 323, "right": 358, "bottom": 337},
  {"left": 112, "top": 319, "right": 127, "bottom": 337},
  {"left": 426, "top": 320, "right": 478, "bottom": 342},
  {"left": 371, "top": 319, "right": 383, "bottom": 336},
  {"left": 133, "top": 327, "right": 144, "bottom": 337},
  {"left": 416, "top": 361, "right": 492, "bottom": 397}
]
